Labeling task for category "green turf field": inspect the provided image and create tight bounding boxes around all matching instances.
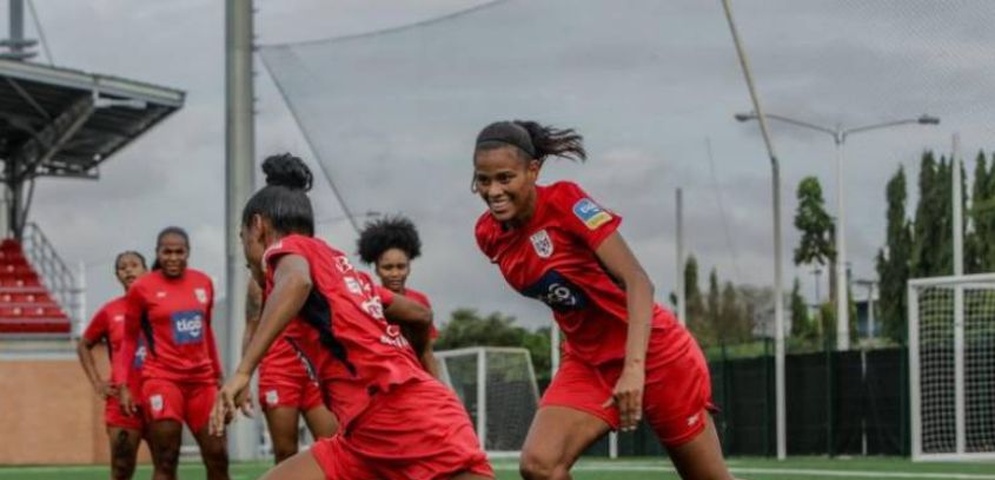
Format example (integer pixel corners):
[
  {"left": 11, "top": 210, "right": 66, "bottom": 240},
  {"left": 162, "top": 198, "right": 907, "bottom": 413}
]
[{"left": 2, "top": 457, "right": 994, "bottom": 480}]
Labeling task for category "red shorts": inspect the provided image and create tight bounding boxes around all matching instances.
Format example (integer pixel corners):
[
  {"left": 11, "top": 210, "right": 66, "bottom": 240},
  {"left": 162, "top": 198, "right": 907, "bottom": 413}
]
[
  {"left": 105, "top": 395, "right": 146, "bottom": 431},
  {"left": 541, "top": 343, "right": 715, "bottom": 447},
  {"left": 142, "top": 378, "right": 217, "bottom": 434},
  {"left": 259, "top": 371, "right": 324, "bottom": 412},
  {"left": 311, "top": 379, "right": 493, "bottom": 480}
]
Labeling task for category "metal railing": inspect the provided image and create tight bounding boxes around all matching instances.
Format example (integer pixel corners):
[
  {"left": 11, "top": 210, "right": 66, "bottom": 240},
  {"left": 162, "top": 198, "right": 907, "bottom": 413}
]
[{"left": 20, "top": 222, "right": 83, "bottom": 335}]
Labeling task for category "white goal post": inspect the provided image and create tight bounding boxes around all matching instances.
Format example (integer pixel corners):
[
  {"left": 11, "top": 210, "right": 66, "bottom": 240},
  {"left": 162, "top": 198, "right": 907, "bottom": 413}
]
[
  {"left": 436, "top": 346, "right": 541, "bottom": 458},
  {"left": 909, "top": 273, "right": 995, "bottom": 461}
]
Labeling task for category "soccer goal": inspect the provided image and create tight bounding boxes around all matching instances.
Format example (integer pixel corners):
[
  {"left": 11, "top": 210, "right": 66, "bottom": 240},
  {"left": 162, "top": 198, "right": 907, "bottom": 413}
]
[
  {"left": 909, "top": 273, "right": 995, "bottom": 461},
  {"left": 436, "top": 346, "right": 541, "bottom": 458}
]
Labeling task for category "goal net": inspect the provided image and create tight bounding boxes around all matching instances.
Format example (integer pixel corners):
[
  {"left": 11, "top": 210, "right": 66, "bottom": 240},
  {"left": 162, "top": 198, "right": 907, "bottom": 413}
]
[
  {"left": 436, "top": 346, "right": 540, "bottom": 457},
  {"left": 909, "top": 274, "right": 995, "bottom": 461}
]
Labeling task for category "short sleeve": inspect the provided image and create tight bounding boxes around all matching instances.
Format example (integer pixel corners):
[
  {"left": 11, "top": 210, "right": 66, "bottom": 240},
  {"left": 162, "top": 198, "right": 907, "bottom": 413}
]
[
  {"left": 82, "top": 306, "right": 109, "bottom": 343},
  {"left": 550, "top": 182, "right": 622, "bottom": 250},
  {"left": 376, "top": 285, "right": 396, "bottom": 306},
  {"left": 263, "top": 236, "right": 309, "bottom": 274}
]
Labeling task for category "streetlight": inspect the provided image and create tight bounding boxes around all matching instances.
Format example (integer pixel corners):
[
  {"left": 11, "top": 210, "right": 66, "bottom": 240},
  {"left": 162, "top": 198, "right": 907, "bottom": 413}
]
[{"left": 735, "top": 112, "right": 939, "bottom": 350}]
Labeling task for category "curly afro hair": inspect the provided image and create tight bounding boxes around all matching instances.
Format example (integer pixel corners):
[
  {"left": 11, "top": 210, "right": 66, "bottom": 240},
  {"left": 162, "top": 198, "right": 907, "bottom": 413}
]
[{"left": 357, "top": 215, "right": 422, "bottom": 265}]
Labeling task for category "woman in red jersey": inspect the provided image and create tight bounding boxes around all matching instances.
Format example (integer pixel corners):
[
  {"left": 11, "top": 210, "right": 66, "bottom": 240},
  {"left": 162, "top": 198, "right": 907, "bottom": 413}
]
[
  {"left": 116, "top": 227, "right": 229, "bottom": 480},
  {"left": 472, "top": 120, "right": 733, "bottom": 480},
  {"left": 210, "top": 153, "right": 493, "bottom": 480},
  {"left": 77, "top": 251, "right": 149, "bottom": 480},
  {"left": 244, "top": 274, "right": 338, "bottom": 464},
  {"left": 357, "top": 215, "right": 439, "bottom": 377}
]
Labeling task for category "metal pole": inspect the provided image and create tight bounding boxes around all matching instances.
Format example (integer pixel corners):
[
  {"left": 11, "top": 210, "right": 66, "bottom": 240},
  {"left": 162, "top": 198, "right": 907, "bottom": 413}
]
[
  {"left": 9, "top": 0, "right": 23, "bottom": 56},
  {"left": 720, "top": 0, "right": 786, "bottom": 460},
  {"left": 951, "top": 133, "right": 966, "bottom": 456},
  {"left": 225, "top": 0, "right": 256, "bottom": 460},
  {"left": 676, "top": 188, "right": 686, "bottom": 326},
  {"left": 952, "top": 134, "right": 963, "bottom": 276},
  {"left": 835, "top": 133, "right": 850, "bottom": 350},
  {"left": 867, "top": 282, "right": 875, "bottom": 341}
]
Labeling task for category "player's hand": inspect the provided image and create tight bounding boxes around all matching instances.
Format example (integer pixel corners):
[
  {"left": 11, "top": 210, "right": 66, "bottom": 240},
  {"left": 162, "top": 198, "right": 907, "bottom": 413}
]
[
  {"left": 235, "top": 388, "right": 254, "bottom": 418},
  {"left": 603, "top": 365, "right": 645, "bottom": 432},
  {"left": 210, "top": 371, "right": 251, "bottom": 437},
  {"left": 118, "top": 387, "right": 138, "bottom": 416},
  {"left": 94, "top": 380, "right": 117, "bottom": 399}
]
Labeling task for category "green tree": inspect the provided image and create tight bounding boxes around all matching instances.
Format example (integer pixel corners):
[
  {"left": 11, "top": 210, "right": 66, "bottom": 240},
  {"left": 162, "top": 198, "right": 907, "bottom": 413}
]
[
  {"left": 912, "top": 151, "right": 953, "bottom": 277},
  {"left": 707, "top": 268, "right": 721, "bottom": 342},
  {"left": 790, "top": 277, "right": 815, "bottom": 344},
  {"left": 794, "top": 176, "right": 836, "bottom": 268},
  {"left": 968, "top": 151, "right": 995, "bottom": 272},
  {"left": 436, "top": 308, "right": 552, "bottom": 384},
  {"left": 876, "top": 166, "right": 913, "bottom": 343},
  {"left": 720, "top": 280, "right": 748, "bottom": 343},
  {"left": 684, "top": 255, "right": 713, "bottom": 345}
]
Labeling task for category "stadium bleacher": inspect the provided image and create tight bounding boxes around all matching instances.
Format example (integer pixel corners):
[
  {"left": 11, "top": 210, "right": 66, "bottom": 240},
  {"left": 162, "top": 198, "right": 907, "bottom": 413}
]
[{"left": 0, "top": 238, "right": 70, "bottom": 335}]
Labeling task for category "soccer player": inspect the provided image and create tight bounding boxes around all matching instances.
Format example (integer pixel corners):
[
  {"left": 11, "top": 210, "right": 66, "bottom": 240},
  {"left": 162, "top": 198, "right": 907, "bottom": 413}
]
[
  {"left": 472, "top": 120, "right": 733, "bottom": 480},
  {"left": 115, "top": 227, "right": 229, "bottom": 480},
  {"left": 210, "top": 153, "right": 493, "bottom": 480},
  {"left": 77, "top": 251, "right": 149, "bottom": 480},
  {"left": 245, "top": 276, "right": 338, "bottom": 464},
  {"left": 357, "top": 215, "right": 440, "bottom": 377}
]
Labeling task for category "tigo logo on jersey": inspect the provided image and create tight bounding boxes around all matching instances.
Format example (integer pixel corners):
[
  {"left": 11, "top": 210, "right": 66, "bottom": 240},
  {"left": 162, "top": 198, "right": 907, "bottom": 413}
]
[
  {"left": 530, "top": 229, "right": 554, "bottom": 258},
  {"left": 171, "top": 310, "right": 204, "bottom": 345},
  {"left": 150, "top": 394, "right": 164, "bottom": 413},
  {"left": 194, "top": 288, "right": 208, "bottom": 304},
  {"left": 521, "top": 270, "right": 587, "bottom": 311},
  {"left": 572, "top": 198, "right": 612, "bottom": 230}
]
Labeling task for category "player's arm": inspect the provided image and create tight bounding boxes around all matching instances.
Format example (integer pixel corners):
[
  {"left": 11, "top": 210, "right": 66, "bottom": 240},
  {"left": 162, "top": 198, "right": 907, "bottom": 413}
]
[
  {"left": 383, "top": 294, "right": 433, "bottom": 328},
  {"left": 77, "top": 311, "right": 113, "bottom": 398},
  {"left": 418, "top": 342, "right": 440, "bottom": 378},
  {"left": 595, "top": 231, "right": 653, "bottom": 431},
  {"left": 115, "top": 289, "right": 144, "bottom": 414},
  {"left": 242, "top": 277, "right": 263, "bottom": 354},
  {"left": 212, "top": 254, "right": 311, "bottom": 435},
  {"left": 236, "top": 254, "right": 311, "bottom": 378}
]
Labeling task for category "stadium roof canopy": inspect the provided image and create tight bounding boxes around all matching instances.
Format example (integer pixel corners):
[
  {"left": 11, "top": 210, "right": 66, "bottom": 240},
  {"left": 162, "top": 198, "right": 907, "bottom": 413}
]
[
  {"left": 0, "top": 58, "right": 184, "bottom": 181},
  {"left": 0, "top": 58, "right": 184, "bottom": 237}
]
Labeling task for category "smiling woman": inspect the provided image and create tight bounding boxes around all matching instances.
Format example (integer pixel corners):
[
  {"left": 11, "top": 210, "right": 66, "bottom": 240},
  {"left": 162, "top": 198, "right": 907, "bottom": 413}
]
[
  {"left": 114, "top": 226, "right": 229, "bottom": 480},
  {"left": 472, "top": 120, "right": 733, "bottom": 480}
]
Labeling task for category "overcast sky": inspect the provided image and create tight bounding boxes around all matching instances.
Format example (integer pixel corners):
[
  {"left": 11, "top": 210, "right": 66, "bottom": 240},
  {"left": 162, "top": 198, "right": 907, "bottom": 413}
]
[{"left": 6, "top": 0, "right": 995, "bottom": 330}]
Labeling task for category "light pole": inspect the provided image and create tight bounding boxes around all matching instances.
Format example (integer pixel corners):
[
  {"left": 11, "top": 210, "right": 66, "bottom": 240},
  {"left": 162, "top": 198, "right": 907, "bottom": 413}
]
[{"left": 735, "top": 112, "right": 939, "bottom": 350}]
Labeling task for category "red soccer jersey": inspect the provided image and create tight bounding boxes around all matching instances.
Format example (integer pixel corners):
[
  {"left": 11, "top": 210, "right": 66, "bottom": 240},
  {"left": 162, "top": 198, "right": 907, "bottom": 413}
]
[
  {"left": 376, "top": 286, "right": 438, "bottom": 339},
  {"left": 83, "top": 296, "right": 147, "bottom": 398},
  {"left": 114, "top": 269, "right": 222, "bottom": 385},
  {"left": 263, "top": 235, "right": 430, "bottom": 429},
  {"left": 476, "top": 181, "right": 690, "bottom": 367}
]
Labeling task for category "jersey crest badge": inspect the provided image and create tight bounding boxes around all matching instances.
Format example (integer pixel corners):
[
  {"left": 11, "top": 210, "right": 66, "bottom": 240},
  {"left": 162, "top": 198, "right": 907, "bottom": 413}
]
[
  {"left": 530, "top": 229, "right": 554, "bottom": 258},
  {"left": 572, "top": 198, "right": 612, "bottom": 230},
  {"left": 194, "top": 288, "right": 208, "bottom": 304}
]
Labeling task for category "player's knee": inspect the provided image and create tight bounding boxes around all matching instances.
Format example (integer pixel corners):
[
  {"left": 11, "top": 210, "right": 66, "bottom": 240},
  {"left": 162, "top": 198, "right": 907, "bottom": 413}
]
[
  {"left": 202, "top": 442, "right": 230, "bottom": 472},
  {"left": 519, "top": 451, "right": 568, "bottom": 480},
  {"left": 110, "top": 454, "right": 137, "bottom": 480},
  {"left": 272, "top": 444, "right": 297, "bottom": 464},
  {"left": 154, "top": 444, "right": 180, "bottom": 474}
]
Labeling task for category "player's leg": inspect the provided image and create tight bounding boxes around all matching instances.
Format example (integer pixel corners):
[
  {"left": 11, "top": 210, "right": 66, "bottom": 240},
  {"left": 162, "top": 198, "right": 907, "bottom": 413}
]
[
  {"left": 519, "top": 406, "right": 610, "bottom": 480},
  {"left": 106, "top": 426, "right": 143, "bottom": 480},
  {"left": 264, "top": 407, "right": 303, "bottom": 463},
  {"left": 667, "top": 414, "right": 733, "bottom": 480},
  {"left": 643, "top": 339, "right": 732, "bottom": 480},
  {"left": 300, "top": 379, "right": 338, "bottom": 439},
  {"left": 259, "top": 450, "right": 326, "bottom": 480},
  {"left": 188, "top": 382, "right": 229, "bottom": 480},
  {"left": 147, "top": 420, "right": 183, "bottom": 480},
  {"left": 301, "top": 404, "right": 338, "bottom": 439},
  {"left": 143, "top": 380, "right": 185, "bottom": 480},
  {"left": 519, "top": 354, "right": 615, "bottom": 480}
]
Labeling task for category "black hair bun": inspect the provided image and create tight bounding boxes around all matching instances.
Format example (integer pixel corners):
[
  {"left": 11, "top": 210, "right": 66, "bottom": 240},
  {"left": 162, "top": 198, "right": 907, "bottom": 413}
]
[{"left": 262, "top": 153, "right": 313, "bottom": 192}]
